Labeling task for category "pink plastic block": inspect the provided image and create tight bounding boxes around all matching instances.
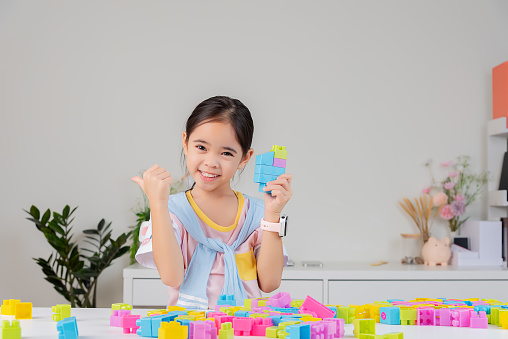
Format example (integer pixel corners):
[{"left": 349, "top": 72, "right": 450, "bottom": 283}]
[
  {"left": 273, "top": 158, "right": 286, "bottom": 168},
  {"left": 323, "top": 318, "right": 345, "bottom": 338},
  {"left": 301, "top": 296, "right": 335, "bottom": 319},
  {"left": 269, "top": 292, "right": 292, "bottom": 308},
  {"left": 110, "top": 310, "right": 131, "bottom": 327},
  {"left": 213, "top": 315, "right": 234, "bottom": 335},
  {"left": 437, "top": 308, "right": 451, "bottom": 326},
  {"left": 251, "top": 306, "right": 271, "bottom": 313},
  {"left": 189, "top": 320, "right": 217, "bottom": 339},
  {"left": 417, "top": 308, "right": 435, "bottom": 326},
  {"left": 232, "top": 317, "right": 254, "bottom": 336},
  {"left": 121, "top": 314, "right": 140, "bottom": 333},
  {"left": 299, "top": 309, "right": 318, "bottom": 318},
  {"left": 251, "top": 317, "right": 273, "bottom": 336},
  {"left": 451, "top": 309, "right": 470, "bottom": 327},
  {"left": 207, "top": 312, "right": 227, "bottom": 319},
  {"left": 470, "top": 311, "right": 488, "bottom": 329}
]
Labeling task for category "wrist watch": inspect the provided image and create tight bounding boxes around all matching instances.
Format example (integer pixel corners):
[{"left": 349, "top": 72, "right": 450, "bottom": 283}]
[{"left": 260, "top": 215, "right": 288, "bottom": 237}]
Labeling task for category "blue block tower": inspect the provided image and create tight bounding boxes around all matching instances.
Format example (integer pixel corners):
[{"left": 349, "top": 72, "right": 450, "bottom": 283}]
[{"left": 254, "top": 145, "right": 287, "bottom": 193}]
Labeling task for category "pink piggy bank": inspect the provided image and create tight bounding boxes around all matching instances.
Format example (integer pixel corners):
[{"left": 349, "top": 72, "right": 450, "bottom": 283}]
[{"left": 421, "top": 237, "right": 451, "bottom": 266}]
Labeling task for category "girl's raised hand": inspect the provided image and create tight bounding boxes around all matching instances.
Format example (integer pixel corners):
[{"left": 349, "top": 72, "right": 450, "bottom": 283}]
[
  {"left": 263, "top": 173, "right": 293, "bottom": 217},
  {"left": 131, "top": 164, "right": 174, "bottom": 206}
]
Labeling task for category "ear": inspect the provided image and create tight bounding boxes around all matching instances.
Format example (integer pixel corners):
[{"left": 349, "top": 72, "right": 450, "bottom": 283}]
[
  {"left": 238, "top": 148, "right": 254, "bottom": 170},
  {"left": 182, "top": 131, "right": 188, "bottom": 156}
]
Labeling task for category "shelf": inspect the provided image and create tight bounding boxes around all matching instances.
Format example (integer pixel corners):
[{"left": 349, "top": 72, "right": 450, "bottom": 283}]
[
  {"left": 488, "top": 190, "right": 508, "bottom": 207},
  {"left": 488, "top": 117, "right": 508, "bottom": 136}
]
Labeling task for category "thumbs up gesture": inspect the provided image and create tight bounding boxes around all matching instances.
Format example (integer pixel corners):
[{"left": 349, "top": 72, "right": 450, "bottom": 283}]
[{"left": 132, "top": 164, "right": 174, "bottom": 207}]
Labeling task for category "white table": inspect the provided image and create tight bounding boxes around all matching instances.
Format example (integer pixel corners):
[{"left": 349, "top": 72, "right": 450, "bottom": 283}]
[{"left": 3, "top": 307, "right": 508, "bottom": 338}]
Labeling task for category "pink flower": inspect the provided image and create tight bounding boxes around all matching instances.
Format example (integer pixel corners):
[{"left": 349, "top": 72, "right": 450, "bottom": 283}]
[
  {"left": 422, "top": 187, "right": 431, "bottom": 194},
  {"left": 444, "top": 182, "right": 455, "bottom": 190},
  {"left": 440, "top": 204, "right": 454, "bottom": 220},
  {"left": 449, "top": 172, "right": 459, "bottom": 178},
  {"left": 441, "top": 161, "right": 454, "bottom": 167},
  {"left": 453, "top": 193, "right": 465, "bottom": 203},
  {"left": 432, "top": 192, "right": 448, "bottom": 207},
  {"left": 450, "top": 201, "right": 466, "bottom": 216}
]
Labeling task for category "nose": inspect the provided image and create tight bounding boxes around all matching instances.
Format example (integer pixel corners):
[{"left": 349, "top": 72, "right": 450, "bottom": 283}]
[{"left": 204, "top": 154, "right": 219, "bottom": 168}]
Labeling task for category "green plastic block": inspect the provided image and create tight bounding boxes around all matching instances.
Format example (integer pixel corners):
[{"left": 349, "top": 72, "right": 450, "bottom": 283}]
[
  {"left": 270, "top": 145, "right": 287, "bottom": 160},
  {"left": 219, "top": 322, "right": 233, "bottom": 339},
  {"left": 338, "top": 306, "right": 355, "bottom": 324},
  {"left": 52, "top": 304, "right": 71, "bottom": 321},
  {"left": 2, "top": 320, "right": 21, "bottom": 339},
  {"left": 354, "top": 318, "right": 376, "bottom": 338},
  {"left": 291, "top": 300, "right": 304, "bottom": 308},
  {"left": 266, "top": 326, "right": 279, "bottom": 338},
  {"left": 385, "top": 332, "right": 404, "bottom": 339}
]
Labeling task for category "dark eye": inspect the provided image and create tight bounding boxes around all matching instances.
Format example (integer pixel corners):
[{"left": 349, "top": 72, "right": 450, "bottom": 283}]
[
  {"left": 197, "top": 145, "right": 206, "bottom": 151},
  {"left": 222, "top": 152, "right": 233, "bottom": 157}
]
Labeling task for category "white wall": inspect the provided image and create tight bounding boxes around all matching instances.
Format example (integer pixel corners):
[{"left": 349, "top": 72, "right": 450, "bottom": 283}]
[{"left": 1, "top": 1, "right": 508, "bottom": 307}]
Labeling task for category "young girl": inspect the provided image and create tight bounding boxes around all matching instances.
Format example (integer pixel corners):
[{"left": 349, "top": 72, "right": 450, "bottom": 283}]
[{"left": 132, "top": 96, "right": 293, "bottom": 309}]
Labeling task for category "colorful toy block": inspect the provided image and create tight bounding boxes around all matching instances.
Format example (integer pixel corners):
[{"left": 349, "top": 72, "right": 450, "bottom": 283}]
[
  {"left": 400, "top": 308, "right": 416, "bottom": 325},
  {"left": 451, "top": 308, "right": 471, "bottom": 327},
  {"left": 57, "top": 316, "right": 78, "bottom": 339},
  {"left": 122, "top": 314, "right": 141, "bottom": 333},
  {"left": 111, "top": 303, "right": 132, "bottom": 314},
  {"left": 417, "top": 308, "right": 435, "bottom": 326},
  {"left": 1, "top": 299, "right": 20, "bottom": 316},
  {"left": 301, "top": 296, "right": 335, "bottom": 319},
  {"left": 14, "top": 302, "right": 32, "bottom": 319},
  {"left": 189, "top": 320, "right": 217, "bottom": 339},
  {"left": 323, "top": 318, "right": 345, "bottom": 338},
  {"left": 110, "top": 309, "right": 131, "bottom": 327},
  {"left": 498, "top": 309, "right": 508, "bottom": 329},
  {"left": 233, "top": 317, "right": 254, "bottom": 336},
  {"left": 219, "top": 322, "right": 234, "bottom": 339},
  {"left": 159, "top": 321, "right": 188, "bottom": 339},
  {"left": 353, "top": 318, "right": 375, "bottom": 338},
  {"left": 470, "top": 311, "right": 488, "bottom": 329},
  {"left": 52, "top": 304, "right": 71, "bottom": 321},
  {"left": 254, "top": 145, "right": 287, "bottom": 193},
  {"left": 350, "top": 305, "right": 367, "bottom": 320},
  {"left": 337, "top": 306, "right": 355, "bottom": 324},
  {"left": 217, "top": 294, "right": 236, "bottom": 306},
  {"left": 251, "top": 317, "right": 274, "bottom": 336},
  {"left": 285, "top": 323, "right": 310, "bottom": 338},
  {"left": 1, "top": 320, "right": 21, "bottom": 339},
  {"left": 379, "top": 307, "right": 400, "bottom": 325},
  {"left": 270, "top": 292, "right": 292, "bottom": 308},
  {"left": 436, "top": 308, "right": 451, "bottom": 326}
]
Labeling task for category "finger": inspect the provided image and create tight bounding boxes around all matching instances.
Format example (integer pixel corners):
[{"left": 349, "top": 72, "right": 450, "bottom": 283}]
[
  {"left": 269, "top": 178, "right": 290, "bottom": 192},
  {"left": 145, "top": 164, "right": 160, "bottom": 174},
  {"left": 264, "top": 184, "right": 288, "bottom": 197},
  {"left": 278, "top": 173, "right": 292, "bottom": 186},
  {"left": 131, "top": 176, "right": 145, "bottom": 191}
]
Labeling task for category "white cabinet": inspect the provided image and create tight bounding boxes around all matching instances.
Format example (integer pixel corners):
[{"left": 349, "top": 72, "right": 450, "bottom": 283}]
[{"left": 123, "top": 262, "right": 508, "bottom": 307}]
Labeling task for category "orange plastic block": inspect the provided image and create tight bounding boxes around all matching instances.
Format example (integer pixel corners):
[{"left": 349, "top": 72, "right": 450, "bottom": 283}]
[
  {"left": 159, "top": 321, "right": 188, "bottom": 339},
  {"left": 493, "top": 61, "right": 508, "bottom": 120},
  {"left": 1, "top": 300, "right": 20, "bottom": 316},
  {"left": 14, "top": 302, "right": 32, "bottom": 319}
]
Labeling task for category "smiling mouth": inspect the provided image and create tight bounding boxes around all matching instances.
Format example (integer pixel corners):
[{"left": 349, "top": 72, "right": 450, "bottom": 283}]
[{"left": 199, "top": 170, "right": 220, "bottom": 178}]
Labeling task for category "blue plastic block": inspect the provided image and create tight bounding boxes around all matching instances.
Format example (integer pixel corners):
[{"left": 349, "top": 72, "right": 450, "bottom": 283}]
[
  {"left": 235, "top": 310, "right": 250, "bottom": 317},
  {"left": 327, "top": 306, "right": 338, "bottom": 318},
  {"left": 258, "top": 183, "right": 268, "bottom": 193},
  {"left": 255, "top": 152, "right": 275, "bottom": 165},
  {"left": 255, "top": 165, "right": 286, "bottom": 176},
  {"left": 57, "top": 316, "right": 78, "bottom": 339},
  {"left": 286, "top": 323, "right": 311, "bottom": 339},
  {"left": 176, "top": 318, "right": 192, "bottom": 327},
  {"left": 463, "top": 301, "right": 473, "bottom": 306},
  {"left": 254, "top": 173, "right": 278, "bottom": 184},
  {"left": 217, "top": 294, "right": 236, "bottom": 306},
  {"left": 151, "top": 314, "right": 178, "bottom": 337},
  {"left": 270, "top": 307, "right": 299, "bottom": 314},
  {"left": 380, "top": 307, "right": 400, "bottom": 325},
  {"left": 387, "top": 299, "right": 404, "bottom": 303},
  {"left": 136, "top": 317, "right": 154, "bottom": 337},
  {"left": 474, "top": 305, "right": 491, "bottom": 315},
  {"left": 269, "top": 315, "right": 283, "bottom": 326}
]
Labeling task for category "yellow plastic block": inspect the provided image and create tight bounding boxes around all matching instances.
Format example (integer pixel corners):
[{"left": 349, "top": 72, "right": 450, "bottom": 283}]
[
  {"left": 291, "top": 299, "right": 304, "bottom": 308},
  {"left": 353, "top": 318, "right": 375, "bottom": 338},
  {"left": 14, "top": 302, "right": 32, "bottom": 320},
  {"left": 52, "top": 304, "right": 71, "bottom": 321},
  {"left": 266, "top": 326, "right": 279, "bottom": 338},
  {"left": 499, "top": 310, "right": 508, "bottom": 329},
  {"left": 1, "top": 320, "right": 21, "bottom": 339},
  {"left": 349, "top": 305, "right": 367, "bottom": 319},
  {"left": 270, "top": 145, "right": 287, "bottom": 160},
  {"left": 244, "top": 299, "right": 253, "bottom": 311},
  {"left": 167, "top": 306, "right": 186, "bottom": 312},
  {"left": 300, "top": 316, "right": 321, "bottom": 322},
  {"left": 364, "top": 304, "right": 384, "bottom": 322},
  {"left": 249, "top": 313, "right": 269, "bottom": 318},
  {"left": 175, "top": 315, "right": 197, "bottom": 321},
  {"left": 111, "top": 303, "right": 132, "bottom": 315},
  {"left": 1, "top": 300, "right": 20, "bottom": 316},
  {"left": 147, "top": 309, "right": 168, "bottom": 316},
  {"left": 188, "top": 311, "right": 206, "bottom": 318},
  {"left": 159, "top": 321, "right": 188, "bottom": 339},
  {"left": 400, "top": 308, "right": 417, "bottom": 325}
]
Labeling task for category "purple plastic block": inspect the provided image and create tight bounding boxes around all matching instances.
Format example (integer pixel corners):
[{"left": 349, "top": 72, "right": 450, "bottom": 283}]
[
  {"left": 273, "top": 158, "right": 287, "bottom": 168},
  {"left": 436, "top": 308, "right": 451, "bottom": 326},
  {"left": 451, "top": 309, "right": 471, "bottom": 327},
  {"left": 110, "top": 310, "right": 131, "bottom": 327},
  {"left": 470, "top": 311, "right": 488, "bottom": 329},
  {"left": 269, "top": 292, "right": 292, "bottom": 308},
  {"left": 417, "top": 308, "right": 435, "bottom": 326},
  {"left": 189, "top": 320, "right": 217, "bottom": 339},
  {"left": 301, "top": 296, "right": 335, "bottom": 319},
  {"left": 122, "top": 314, "right": 140, "bottom": 333},
  {"left": 323, "top": 318, "right": 345, "bottom": 338}
]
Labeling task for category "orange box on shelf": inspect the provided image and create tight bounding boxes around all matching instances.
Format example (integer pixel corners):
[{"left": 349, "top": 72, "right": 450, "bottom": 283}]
[{"left": 493, "top": 60, "right": 508, "bottom": 121}]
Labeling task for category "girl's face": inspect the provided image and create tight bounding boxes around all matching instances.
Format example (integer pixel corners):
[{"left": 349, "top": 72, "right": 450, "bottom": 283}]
[{"left": 183, "top": 121, "right": 253, "bottom": 194}]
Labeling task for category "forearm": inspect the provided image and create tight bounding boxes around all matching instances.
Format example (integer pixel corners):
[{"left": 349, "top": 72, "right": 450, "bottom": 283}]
[
  {"left": 150, "top": 202, "right": 184, "bottom": 287},
  {"left": 256, "top": 212, "right": 284, "bottom": 293}
]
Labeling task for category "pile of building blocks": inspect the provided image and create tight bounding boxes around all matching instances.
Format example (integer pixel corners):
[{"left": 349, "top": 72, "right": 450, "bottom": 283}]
[
  {"left": 254, "top": 145, "right": 287, "bottom": 193},
  {"left": 1, "top": 299, "right": 32, "bottom": 319}
]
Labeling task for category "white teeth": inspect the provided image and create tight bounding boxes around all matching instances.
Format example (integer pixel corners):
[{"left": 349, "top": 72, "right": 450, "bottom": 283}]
[{"left": 201, "top": 171, "right": 218, "bottom": 178}]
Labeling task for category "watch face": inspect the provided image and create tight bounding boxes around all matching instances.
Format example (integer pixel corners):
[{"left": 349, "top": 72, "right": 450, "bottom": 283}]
[{"left": 280, "top": 215, "right": 288, "bottom": 237}]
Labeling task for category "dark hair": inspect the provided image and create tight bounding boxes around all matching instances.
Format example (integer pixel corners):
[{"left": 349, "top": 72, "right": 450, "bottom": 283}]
[
  {"left": 185, "top": 96, "right": 254, "bottom": 156},
  {"left": 181, "top": 96, "right": 254, "bottom": 176}
]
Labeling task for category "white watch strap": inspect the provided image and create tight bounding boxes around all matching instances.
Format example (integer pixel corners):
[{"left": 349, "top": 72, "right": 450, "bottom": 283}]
[{"left": 260, "top": 219, "right": 281, "bottom": 233}]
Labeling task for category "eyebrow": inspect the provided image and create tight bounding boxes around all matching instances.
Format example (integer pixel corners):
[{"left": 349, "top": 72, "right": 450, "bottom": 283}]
[{"left": 192, "top": 139, "right": 238, "bottom": 154}]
